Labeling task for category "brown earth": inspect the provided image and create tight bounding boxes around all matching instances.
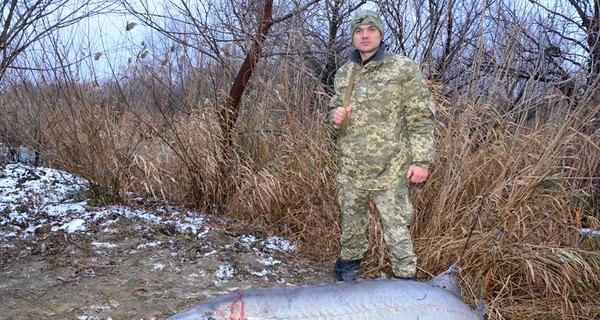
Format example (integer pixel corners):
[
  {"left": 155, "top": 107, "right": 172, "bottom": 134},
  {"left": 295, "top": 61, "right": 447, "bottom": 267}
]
[{"left": 0, "top": 208, "right": 331, "bottom": 320}]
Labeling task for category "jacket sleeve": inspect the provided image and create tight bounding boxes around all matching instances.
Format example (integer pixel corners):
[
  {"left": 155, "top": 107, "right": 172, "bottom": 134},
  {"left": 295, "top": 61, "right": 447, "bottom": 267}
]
[
  {"left": 326, "top": 74, "right": 344, "bottom": 137},
  {"left": 402, "top": 64, "right": 436, "bottom": 169}
]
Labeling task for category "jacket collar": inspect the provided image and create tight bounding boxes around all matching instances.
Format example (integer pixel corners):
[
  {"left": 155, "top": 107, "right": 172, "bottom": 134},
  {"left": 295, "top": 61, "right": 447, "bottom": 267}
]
[{"left": 349, "top": 42, "right": 386, "bottom": 66}]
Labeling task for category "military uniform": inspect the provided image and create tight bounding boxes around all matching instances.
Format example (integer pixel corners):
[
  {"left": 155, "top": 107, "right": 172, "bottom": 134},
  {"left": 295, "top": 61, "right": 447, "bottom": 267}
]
[{"left": 329, "top": 41, "right": 435, "bottom": 278}]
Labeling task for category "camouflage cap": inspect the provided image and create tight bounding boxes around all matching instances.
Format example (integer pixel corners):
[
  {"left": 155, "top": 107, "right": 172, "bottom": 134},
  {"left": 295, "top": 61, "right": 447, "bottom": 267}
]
[{"left": 350, "top": 10, "right": 384, "bottom": 37}]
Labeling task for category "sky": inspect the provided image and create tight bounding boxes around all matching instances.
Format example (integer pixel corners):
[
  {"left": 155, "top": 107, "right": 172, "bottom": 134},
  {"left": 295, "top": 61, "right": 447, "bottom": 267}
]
[{"left": 76, "top": 5, "right": 152, "bottom": 79}]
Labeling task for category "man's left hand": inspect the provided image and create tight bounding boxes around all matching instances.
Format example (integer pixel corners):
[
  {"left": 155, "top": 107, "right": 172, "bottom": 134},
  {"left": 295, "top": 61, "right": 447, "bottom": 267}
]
[{"left": 406, "top": 165, "right": 429, "bottom": 184}]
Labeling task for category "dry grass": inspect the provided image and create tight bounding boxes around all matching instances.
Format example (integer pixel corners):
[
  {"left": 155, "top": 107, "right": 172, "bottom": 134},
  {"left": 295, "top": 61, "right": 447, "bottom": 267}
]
[
  {"left": 408, "top": 88, "right": 600, "bottom": 318},
  {"left": 1, "top": 59, "right": 599, "bottom": 319}
]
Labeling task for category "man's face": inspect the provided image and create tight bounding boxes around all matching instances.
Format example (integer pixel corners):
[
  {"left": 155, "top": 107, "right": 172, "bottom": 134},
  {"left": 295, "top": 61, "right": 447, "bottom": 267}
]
[{"left": 352, "top": 24, "right": 382, "bottom": 58}]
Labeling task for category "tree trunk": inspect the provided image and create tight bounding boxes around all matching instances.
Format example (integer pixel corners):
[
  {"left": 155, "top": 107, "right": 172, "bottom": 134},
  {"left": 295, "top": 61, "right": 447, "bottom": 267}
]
[{"left": 219, "top": 0, "right": 274, "bottom": 147}]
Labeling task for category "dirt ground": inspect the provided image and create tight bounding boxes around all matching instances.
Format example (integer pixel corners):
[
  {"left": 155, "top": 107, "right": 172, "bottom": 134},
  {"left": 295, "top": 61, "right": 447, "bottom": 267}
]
[{"left": 0, "top": 208, "right": 331, "bottom": 320}]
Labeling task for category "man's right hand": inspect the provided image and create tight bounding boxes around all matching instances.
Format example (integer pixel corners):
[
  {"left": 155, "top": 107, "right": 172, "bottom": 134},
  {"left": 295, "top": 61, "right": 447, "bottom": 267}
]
[{"left": 333, "top": 107, "right": 352, "bottom": 125}]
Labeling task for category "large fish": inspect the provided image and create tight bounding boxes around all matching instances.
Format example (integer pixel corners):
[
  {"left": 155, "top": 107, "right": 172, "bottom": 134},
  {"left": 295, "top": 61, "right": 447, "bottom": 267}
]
[{"left": 169, "top": 264, "right": 486, "bottom": 319}]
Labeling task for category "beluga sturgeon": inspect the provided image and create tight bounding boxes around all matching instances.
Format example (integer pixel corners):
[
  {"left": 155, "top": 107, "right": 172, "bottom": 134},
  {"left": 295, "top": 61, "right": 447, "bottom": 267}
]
[{"left": 169, "top": 263, "right": 486, "bottom": 320}]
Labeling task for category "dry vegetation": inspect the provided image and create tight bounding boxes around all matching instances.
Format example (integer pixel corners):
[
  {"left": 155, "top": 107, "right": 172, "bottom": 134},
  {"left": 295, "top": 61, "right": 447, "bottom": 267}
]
[
  {"left": 1, "top": 0, "right": 599, "bottom": 319},
  {"left": 2, "top": 56, "right": 598, "bottom": 319}
]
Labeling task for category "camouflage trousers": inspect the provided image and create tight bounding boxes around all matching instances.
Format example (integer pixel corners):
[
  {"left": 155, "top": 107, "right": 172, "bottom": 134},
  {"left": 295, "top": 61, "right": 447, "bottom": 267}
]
[{"left": 338, "top": 182, "right": 416, "bottom": 278}]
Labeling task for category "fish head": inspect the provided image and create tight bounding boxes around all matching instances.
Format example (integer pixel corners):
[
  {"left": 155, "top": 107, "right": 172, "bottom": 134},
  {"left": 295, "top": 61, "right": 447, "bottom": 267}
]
[{"left": 169, "top": 292, "right": 247, "bottom": 320}]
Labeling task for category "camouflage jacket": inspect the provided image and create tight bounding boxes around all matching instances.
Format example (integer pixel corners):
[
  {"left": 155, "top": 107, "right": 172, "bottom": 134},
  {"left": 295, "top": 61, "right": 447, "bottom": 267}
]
[{"left": 328, "top": 47, "right": 435, "bottom": 190}]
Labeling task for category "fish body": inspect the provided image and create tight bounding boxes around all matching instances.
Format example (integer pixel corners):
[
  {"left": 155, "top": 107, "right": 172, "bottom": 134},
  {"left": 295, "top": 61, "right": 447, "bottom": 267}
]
[{"left": 169, "top": 264, "right": 485, "bottom": 320}]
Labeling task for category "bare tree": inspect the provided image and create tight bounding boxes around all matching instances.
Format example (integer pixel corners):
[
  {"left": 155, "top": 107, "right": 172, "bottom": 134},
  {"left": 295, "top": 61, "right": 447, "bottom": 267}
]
[
  {"left": 370, "top": 0, "right": 595, "bottom": 104},
  {"left": 0, "top": 0, "right": 114, "bottom": 82},
  {"left": 120, "top": 0, "right": 323, "bottom": 146},
  {"left": 376, "top": 0, "right": 488, "bottom": 85},
  {"left": 528, "top": 0, "right": 600, "bottom": 89}
]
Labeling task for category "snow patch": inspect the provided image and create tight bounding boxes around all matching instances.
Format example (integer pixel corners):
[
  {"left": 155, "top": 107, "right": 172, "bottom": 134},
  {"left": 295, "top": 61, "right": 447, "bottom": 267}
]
[
  {"left": 580, "top": 228, "right": 600, "bottom": 237},
  {"left": 259, "top": 256, "right": 282, "bottom": 266},
  {"left": 264, "top": 236, "right": 296, "bottom": 252},
  {"left": 92, "top": 242, "right": 119, "bottom": 249},
  {"left": 215, "top": 264, "right": 235, "bottom": 280},
  {"left": 55, "top": 218, "right": 87, "bottom": 233}
]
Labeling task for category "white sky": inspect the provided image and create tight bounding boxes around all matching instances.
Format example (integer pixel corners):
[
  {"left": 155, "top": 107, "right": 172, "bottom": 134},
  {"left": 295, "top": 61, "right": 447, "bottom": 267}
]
[{"left": 54, "top": 1, "right": 164, "bottom": 80}]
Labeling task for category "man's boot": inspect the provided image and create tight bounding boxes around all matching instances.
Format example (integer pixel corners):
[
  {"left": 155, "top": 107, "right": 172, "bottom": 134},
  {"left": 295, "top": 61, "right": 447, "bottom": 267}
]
[{"left": 333, "top": 259, "right": 361, "bottom": 282}]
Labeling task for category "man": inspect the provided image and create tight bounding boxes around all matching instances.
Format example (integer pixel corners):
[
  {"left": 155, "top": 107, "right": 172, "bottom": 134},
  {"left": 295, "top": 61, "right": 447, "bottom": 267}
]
[{"left": 328, "top": 10, "right": 435, "bottom": 281}]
